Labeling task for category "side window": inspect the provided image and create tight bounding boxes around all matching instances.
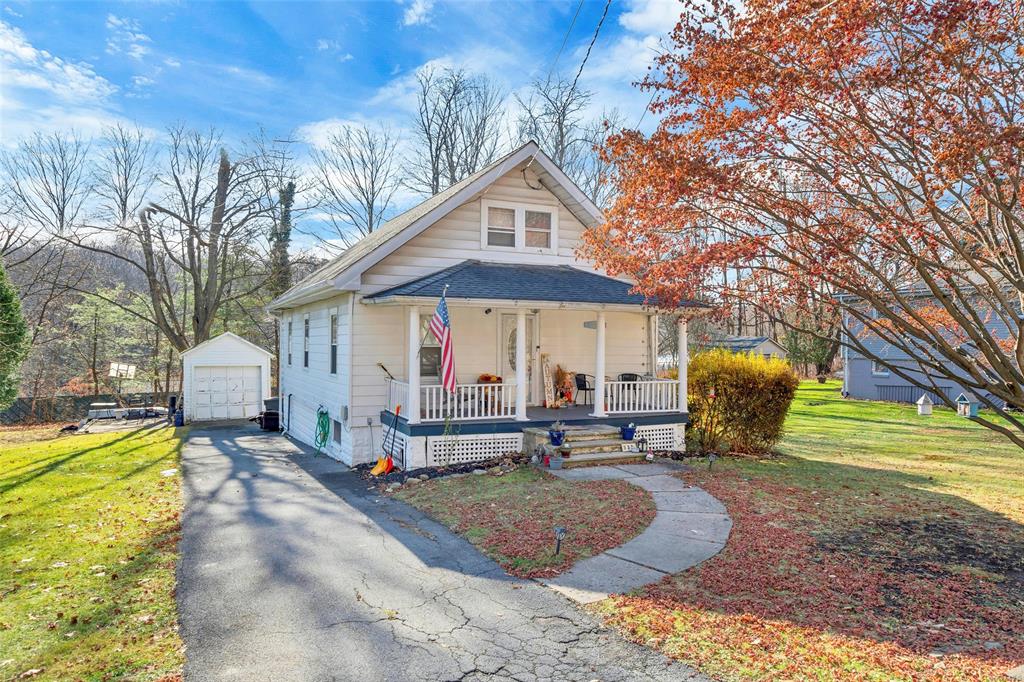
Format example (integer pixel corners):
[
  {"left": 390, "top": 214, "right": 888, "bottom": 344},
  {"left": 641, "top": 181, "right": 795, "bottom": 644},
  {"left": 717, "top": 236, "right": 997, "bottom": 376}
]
[
  {"left": 303, "top": 314, "right": 310, "bottom": 368},
  {"left": 330, "top": 312, "right": 338, "bottom": 375},
  {"left": 871, "top": 360, "right": 889, "bottom": 376},
  {"left": 287, "top": 320, "right": 293, "bottom": 366}
]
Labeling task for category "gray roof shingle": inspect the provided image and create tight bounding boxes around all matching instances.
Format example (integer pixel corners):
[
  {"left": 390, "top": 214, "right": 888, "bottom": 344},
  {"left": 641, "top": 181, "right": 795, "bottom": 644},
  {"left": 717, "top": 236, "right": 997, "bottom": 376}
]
[{"left": 365, "top": 260, "right": 705, "bottom": 307}]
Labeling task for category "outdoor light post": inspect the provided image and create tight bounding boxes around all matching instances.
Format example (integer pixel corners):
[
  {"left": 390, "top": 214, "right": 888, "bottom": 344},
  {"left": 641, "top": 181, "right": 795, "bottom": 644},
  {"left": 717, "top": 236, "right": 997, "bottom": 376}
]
[{"left": 553, "top": 526, "right": 567, "bottom": 555}]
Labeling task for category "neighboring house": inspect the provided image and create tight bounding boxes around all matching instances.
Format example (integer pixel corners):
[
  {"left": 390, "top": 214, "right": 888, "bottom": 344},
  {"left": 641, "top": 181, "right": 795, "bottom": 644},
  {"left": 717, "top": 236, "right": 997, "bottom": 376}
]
[
  {"left": 268, "top": 141, "right": 702, "bottom": 468},
  {"left": 841, "top": 305, "right": 1011, "bottom": 406},
  {"left": 703, "top": 336, "right": 788, "bottom": 360}
]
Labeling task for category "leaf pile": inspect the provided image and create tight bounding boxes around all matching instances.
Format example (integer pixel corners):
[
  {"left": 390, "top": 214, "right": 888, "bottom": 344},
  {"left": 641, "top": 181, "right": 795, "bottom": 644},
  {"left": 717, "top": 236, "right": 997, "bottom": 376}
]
[
  {"left": 599, "top": 465, "right": 1024, "bottom": 681},
  {"left": 396, "top": 466, "right": 656, "bottom": 578}
]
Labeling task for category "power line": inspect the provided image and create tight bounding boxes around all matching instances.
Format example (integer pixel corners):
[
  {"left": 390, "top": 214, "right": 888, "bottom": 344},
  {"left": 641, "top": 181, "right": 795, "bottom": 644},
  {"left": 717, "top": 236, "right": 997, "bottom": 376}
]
[
  {"left": 569, "top": 0, "right": 612, "bottom": 96},
  {"left": 547, "top": 0, "right": 586, "bottom": 82}
]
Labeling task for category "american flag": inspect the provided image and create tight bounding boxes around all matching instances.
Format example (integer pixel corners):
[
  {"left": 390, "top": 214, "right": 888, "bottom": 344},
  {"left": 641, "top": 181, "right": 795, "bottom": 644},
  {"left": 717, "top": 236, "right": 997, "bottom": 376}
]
[{"left": 429, "top": 291, "right": 456, "bottom": 394}]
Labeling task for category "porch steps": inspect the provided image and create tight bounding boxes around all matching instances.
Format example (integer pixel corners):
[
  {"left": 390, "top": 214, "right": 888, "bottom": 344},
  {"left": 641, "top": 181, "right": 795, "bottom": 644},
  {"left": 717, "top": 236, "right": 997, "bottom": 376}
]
[
  {"left": 562, "top": 453, "right": 645, "bottom": 468},
  {"left": 561, "top": 438, "right": 628, "bottom": 454}
]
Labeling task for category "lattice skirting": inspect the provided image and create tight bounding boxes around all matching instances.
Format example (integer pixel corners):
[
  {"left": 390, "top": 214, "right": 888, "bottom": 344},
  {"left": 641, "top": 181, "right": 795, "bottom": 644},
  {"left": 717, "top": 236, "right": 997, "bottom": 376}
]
[
  {"left": 635, "top": 423, "right": 686, "bottom": 451},
  {"left": 425, "top": 433, "right": 525, "bottom": 467}
]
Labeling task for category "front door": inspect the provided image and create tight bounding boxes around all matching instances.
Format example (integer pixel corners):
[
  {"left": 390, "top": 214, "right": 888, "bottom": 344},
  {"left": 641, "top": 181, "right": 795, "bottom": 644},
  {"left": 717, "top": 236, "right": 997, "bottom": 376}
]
[{"left": 500, "top": 313, "right": 536, "bottom": 404}]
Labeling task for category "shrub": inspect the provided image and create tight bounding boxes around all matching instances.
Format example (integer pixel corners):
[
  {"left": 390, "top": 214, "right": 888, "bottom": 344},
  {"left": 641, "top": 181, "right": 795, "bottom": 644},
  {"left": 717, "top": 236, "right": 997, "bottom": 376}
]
[{"left": 687, "top": 349, "right": 799, "bottom": 455}]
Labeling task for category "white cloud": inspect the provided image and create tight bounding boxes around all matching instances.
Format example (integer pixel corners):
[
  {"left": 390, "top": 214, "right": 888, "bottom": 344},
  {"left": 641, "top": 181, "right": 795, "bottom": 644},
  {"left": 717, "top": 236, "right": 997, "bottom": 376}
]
[
  {"left": 4, "top": 6, "right": 22, "bottom": 18},
  {"left": 0, "top": 20, "right": 117, "bottom": 102},
  {"left": 220, "top": 64, "right": 275, "bottom": 88},
  {"left": 105, "top": 14, "right": 152, "bottom": 61},
  {"left": 618, "top": 0, "right": 682, "bottom": 35},
  {"left": 295, "top": 117, "right": 361, "bottom": 148},
  {"left": 402, "top": 0, "right": 434, "bottom": 26},
  {"left": 130, "top": 75, "right": 154, "bottom": 87},
  {"left": 0, "top": 20, "right": 132, "bottom": 142},
  {"left": 316, "top": 38, "right": 337, "bottom": 51},
  {"left": 339, "top": 52, "right": 354, "bottom": 62},
  {"left": 163, "top": 57, "right": 181, "bottom": 68}
]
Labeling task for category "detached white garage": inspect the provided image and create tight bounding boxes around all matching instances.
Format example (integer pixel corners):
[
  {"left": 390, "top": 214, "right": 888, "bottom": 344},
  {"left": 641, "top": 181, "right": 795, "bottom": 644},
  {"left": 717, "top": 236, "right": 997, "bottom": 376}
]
[{"left": 181, "top": 332, "right": 273, "bottom": 422}]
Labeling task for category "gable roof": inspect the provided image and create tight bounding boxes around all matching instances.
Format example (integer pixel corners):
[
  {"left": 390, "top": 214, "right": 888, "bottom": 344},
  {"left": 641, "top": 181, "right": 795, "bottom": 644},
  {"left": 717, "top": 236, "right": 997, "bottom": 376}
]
[
  {"left": 181, "top": 331, "right": 274, "bottom": 359},
  {"left": 705, "top": 336, "right": 785, "bottom": 353},
  {"left": 364, "top": 260, "right": 710, "bottom": 307},
  {"left": 269, "top": 141, "right": 604, "bottom": 311}
]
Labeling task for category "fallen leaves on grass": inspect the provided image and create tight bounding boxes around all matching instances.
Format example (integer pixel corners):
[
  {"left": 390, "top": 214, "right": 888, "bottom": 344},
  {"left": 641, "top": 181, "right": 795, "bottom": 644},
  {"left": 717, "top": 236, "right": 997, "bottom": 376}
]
[
  {"left": 396, "top": 467, "right": 655, "bottom": 578},
  {"left": 599, "top": 465, "right": 1024, "bottom": 681}
]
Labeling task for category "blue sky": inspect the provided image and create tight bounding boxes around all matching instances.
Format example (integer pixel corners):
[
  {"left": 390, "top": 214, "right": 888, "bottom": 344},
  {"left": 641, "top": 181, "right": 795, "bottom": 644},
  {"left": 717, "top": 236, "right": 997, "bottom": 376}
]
[{"left": 0, "top": 0, "right": 678, "bottom": 146}]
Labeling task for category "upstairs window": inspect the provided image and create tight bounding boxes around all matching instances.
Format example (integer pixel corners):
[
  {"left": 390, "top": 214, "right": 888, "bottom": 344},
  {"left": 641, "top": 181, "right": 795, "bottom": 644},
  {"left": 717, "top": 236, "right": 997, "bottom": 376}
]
[
  {"left": 485, "top": 206, "right": 516, "bottom": 247},
  {"left": 481, "top": 200, "right": 557, "bottom": 253},
  {"left": 525, "top": 210, "right": 552, "bottom": 248}
]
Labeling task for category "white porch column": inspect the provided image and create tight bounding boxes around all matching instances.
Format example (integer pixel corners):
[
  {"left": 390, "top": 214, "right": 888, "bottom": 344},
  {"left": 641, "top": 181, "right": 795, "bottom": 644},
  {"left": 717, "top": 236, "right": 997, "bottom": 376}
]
[
  {"left": 677, "top": 316, "right": 688, "bottom": 413},
  {"left": 592, "top": 310, "right": 607, "bottom": 417},
  {"left": 407, "top": 306, "right": 421, "bottom": 425},
  {"left": 514, "top": 309, "right": 528, "bottom": 421},
  {"left": 647, "top": 313, "right": 659, "bottom": 375}
]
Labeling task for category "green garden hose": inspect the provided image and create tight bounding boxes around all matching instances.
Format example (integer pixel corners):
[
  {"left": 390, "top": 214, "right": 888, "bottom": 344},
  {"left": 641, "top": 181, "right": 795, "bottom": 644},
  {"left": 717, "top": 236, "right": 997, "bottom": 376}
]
[{"left": 314, "top": 407, "right": 330, "bottom": 454}]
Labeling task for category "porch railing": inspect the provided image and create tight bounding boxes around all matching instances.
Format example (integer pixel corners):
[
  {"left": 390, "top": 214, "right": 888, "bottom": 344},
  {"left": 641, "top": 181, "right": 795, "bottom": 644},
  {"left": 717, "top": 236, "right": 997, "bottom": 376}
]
[
  {"left": 384, "top": 379, "right": 517, "bottom": 422},
  {"left": 422, "top": 383, "right": 517, "bottom": 422},
  {"left": 385, "top": 378, "right": 409, "bottom": 415},
  {"left": 604, "top": 379, "right": 679, "bottom": 414}
]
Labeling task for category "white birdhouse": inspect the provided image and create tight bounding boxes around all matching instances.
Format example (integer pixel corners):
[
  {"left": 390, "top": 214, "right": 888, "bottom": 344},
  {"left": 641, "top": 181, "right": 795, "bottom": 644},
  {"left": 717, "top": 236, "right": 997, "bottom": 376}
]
[{"left": 916, "top": 394, "right": 933, "bottom": 416}]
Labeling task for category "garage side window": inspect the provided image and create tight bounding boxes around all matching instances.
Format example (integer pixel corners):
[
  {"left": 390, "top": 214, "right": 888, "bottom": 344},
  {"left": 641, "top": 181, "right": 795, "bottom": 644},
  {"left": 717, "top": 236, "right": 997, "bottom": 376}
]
[
  {"left": 287, "top": 320, "right": 293, "bottom": 366},
  {"left": 330, "top": 312, "right": 338, "bottom": 374},
  {"left": 303, "top": 314, "right": 310, "bottom": 368}
]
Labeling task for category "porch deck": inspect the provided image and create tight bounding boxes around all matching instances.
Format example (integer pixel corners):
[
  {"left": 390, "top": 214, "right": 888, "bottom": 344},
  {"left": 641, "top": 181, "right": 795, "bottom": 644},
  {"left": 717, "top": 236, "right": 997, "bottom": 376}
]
[{"left": 382, "top": 403, "right": 688, "bottom": 437}]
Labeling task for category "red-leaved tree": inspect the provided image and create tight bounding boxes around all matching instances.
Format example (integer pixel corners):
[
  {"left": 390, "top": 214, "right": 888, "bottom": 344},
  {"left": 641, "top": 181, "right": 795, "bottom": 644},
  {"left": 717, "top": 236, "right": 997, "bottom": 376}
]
[{"left": 582, "top": 0, "right": 1024, "bottom": 447}]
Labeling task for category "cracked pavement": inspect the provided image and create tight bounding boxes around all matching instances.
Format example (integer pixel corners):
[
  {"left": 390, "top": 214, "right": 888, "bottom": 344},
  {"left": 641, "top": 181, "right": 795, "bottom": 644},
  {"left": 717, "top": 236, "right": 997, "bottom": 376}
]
[{"left": 177, "top": 423, "right": 709, "bottom": 682}]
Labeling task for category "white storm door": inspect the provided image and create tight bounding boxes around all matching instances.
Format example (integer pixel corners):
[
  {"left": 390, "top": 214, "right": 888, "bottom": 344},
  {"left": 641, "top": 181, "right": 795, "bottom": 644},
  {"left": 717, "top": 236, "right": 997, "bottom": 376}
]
[{"left": 500, "top": 313, "right": 536, "bottom": 405}]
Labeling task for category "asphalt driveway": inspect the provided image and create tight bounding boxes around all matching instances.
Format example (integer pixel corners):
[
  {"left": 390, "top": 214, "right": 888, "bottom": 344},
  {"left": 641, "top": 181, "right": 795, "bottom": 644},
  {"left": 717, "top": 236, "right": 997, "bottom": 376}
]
[{"left": 177, "top": 423, "right": 706, "bottom": 682}]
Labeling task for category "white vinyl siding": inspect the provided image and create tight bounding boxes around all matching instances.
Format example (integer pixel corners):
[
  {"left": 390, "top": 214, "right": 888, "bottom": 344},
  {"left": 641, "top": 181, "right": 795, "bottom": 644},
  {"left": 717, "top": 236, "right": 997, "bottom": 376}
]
[
  {"left": 361, "top": 166, "right": 591, "bottom": 294},
  {"left": 279, "top": 294, "right": 353, "bottom": 463}
]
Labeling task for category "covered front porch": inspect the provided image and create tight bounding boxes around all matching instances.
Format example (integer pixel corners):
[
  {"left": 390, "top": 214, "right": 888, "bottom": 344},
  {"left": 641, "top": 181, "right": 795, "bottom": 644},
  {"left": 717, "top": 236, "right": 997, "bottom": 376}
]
[{"left": 365, "top": 261, "right": 693, "bottom": 432}]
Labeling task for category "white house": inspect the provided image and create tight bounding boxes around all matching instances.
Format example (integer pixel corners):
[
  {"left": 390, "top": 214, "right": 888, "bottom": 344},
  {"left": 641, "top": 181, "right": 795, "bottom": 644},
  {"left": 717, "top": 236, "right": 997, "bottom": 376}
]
[
  {"left": 181, "top": 332, "right": 273, "bottom": 422},
  {"left": 268, "top": 142, "right": 702, "bottom": 468}
]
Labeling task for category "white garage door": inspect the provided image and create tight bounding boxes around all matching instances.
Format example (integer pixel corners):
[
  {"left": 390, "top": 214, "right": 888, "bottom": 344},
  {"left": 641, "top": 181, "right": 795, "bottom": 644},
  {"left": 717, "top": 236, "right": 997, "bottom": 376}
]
[{"left": 191, "top": 365, "right": 262, "bottom": 421}]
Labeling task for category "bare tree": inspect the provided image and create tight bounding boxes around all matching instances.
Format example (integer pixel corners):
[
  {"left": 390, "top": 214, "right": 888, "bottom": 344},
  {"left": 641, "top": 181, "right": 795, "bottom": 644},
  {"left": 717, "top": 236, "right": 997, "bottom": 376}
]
[
  {"left": 310, "top": 123, "right": 402, "bottom": 247},
  {"left": 407, "top": 67, "right": 505, "bottom": 195},
  {"left": 0, "top": 133, "right": 90, "bottom": 350},
  {"left": 93, "top": 124, "right": 155, "bottom": 228},
  {"left": 516, "top": 77, "right": 622, "bottom": 207},
  {"left": 74, "top": 126, "right": 288, "bottom": 351}
]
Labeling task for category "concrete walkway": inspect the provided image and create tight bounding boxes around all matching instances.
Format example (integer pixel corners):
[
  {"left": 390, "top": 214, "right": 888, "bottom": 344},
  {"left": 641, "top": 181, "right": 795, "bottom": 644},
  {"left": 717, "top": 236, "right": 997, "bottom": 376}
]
[
  {"left": 178, "top": 424, "right": 708, "bottom": 682},
  {"left": 544, "top": 461, "right": 732, "bottom": 604}
]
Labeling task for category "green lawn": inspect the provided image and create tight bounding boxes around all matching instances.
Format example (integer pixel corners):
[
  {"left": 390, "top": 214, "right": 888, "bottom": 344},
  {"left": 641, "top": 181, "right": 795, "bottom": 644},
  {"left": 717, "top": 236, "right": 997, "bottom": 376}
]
[
  {"left": 0, "top": 425, "right": 184, "bottom": 682},
  {"left": 598, "top": 381, "right": 1024, "bottom": 681},
  {"left": 783, "top": 381, "right": 1022, "bottom": 523}
]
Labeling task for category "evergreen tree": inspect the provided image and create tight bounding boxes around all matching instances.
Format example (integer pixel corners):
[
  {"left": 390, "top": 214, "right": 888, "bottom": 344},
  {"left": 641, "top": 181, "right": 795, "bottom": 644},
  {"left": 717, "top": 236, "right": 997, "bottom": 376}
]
[{"left": 0, "top": 262, "right": 28, "bottom": 409}]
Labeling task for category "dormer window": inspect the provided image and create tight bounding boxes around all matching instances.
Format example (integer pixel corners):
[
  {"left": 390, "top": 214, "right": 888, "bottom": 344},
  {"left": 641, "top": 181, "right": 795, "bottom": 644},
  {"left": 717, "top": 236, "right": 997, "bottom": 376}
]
[{"left": 481, "top": 200, "right": 557, "bottom": 254}]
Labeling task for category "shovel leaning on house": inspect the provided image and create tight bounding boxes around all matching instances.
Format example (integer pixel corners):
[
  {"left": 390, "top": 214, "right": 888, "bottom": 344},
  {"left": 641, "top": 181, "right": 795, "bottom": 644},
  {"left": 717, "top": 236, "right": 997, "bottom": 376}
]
[{"left": 371, "top": 405, "right": 401, "bottom": 476}]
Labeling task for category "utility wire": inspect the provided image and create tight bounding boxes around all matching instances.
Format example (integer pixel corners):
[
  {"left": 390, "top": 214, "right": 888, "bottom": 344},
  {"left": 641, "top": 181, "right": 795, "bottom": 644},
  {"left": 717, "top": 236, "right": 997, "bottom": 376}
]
[
  {"left": 569, "top": 0, "right": 612, "bottom": 97},
  {"left": 547, "top": 0, "right": 586, "bottom": 82}
]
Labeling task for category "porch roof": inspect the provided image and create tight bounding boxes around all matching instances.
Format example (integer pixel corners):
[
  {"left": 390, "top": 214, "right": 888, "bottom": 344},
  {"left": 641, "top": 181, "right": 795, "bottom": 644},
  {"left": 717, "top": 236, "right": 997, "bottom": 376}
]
[{"left": 364, "top": 260, "right": 705, "bottom": 308}]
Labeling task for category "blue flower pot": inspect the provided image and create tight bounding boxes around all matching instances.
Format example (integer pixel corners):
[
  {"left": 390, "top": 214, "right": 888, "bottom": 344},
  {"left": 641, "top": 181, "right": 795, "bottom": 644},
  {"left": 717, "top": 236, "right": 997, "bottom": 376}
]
[
  {"left": 620, "top": 426, "right": 636, "bottom": 441},
  {"left": 549, "top": 431, "right": 565, "bottom": 446}
]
